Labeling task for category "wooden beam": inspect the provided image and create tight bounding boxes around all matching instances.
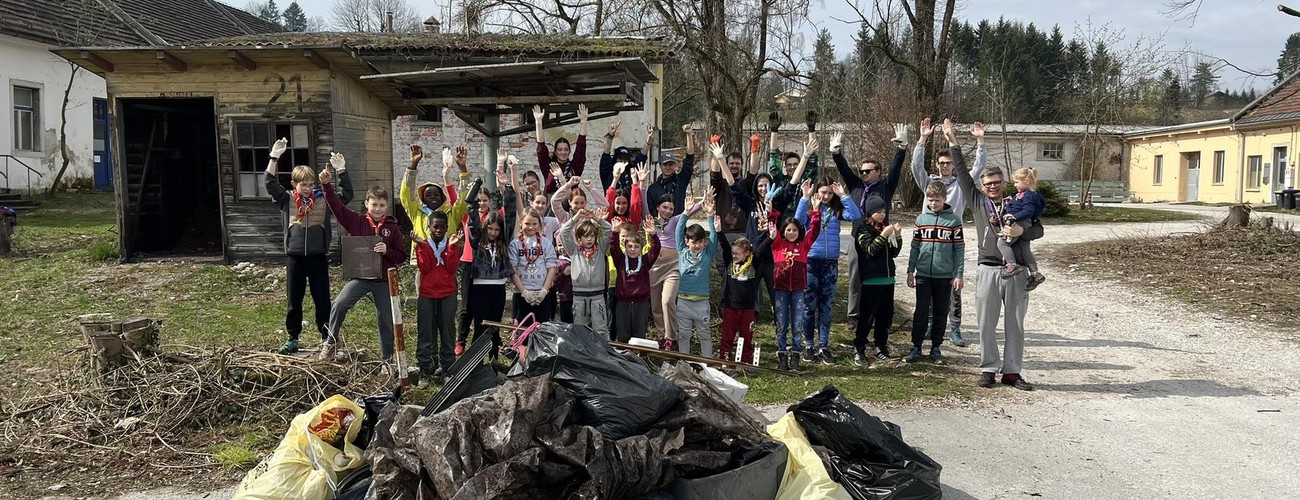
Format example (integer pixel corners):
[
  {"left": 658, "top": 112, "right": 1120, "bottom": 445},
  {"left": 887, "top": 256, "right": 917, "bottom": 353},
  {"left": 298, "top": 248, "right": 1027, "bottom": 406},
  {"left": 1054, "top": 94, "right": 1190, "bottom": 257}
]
[
  {"left": 227, "top": 50, "right": 256, "bottom": 71},
  {"left": 80, "top": 51, "right": 114, "bottom": 72},
  {"left": 304, "top": 49, "right": 329, "bottom": 70},
  {"left": 155, "top": 51, "right": 187, "bottom": 72},
  {"left": 405, "top": 94, "right": 629, "bottom": 107}
]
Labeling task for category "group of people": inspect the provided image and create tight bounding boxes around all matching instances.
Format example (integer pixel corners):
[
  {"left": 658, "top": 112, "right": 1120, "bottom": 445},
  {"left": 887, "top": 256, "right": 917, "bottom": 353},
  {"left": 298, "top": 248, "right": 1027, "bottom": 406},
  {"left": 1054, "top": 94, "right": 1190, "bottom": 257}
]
[{"left": 265, "top": 104, "right": 1045, "bottom": 390}]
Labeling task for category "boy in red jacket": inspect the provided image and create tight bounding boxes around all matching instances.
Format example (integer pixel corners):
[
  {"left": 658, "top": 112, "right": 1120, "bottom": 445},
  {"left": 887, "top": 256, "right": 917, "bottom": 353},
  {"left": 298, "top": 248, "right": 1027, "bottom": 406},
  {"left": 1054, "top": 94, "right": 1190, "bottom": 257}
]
[
  {"left": 413, "top": 211, "right": 461, "bottom": 384},
  {"left": 321, "top": 168, "right": 407, "bottom": 362}
]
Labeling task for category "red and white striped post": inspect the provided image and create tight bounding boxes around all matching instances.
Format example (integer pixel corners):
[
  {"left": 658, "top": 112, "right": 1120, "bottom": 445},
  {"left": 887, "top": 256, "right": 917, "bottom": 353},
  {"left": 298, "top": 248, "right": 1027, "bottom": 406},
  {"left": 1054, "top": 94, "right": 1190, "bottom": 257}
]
[{"left": 387, "top": 267, "right": 409, "bottom": 389}]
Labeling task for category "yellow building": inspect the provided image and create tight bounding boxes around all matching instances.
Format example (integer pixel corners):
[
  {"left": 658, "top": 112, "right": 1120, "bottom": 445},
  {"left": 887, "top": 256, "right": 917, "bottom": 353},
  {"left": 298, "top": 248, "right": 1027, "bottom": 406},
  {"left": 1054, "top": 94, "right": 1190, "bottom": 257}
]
[{"left": 1126, "top": 73, "right": 1300, "bottom": 204}]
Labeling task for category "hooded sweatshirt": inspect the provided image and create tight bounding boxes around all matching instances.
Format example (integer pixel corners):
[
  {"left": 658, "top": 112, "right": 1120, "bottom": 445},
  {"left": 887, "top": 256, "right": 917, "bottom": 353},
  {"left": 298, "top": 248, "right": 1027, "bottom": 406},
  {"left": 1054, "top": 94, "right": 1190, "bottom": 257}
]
[
  {"left": 908, "top": 204, "right": 965, "bottom": 279},
  {"left": 323, "top": 183, "right": 406, "bottom": 279},
  {"left": 559, "top": 216, "right": 613, "bottom": 293},
  {"left": 911, "top": 142, "right": 987, "bottom": 217},
  {"left": 610, "top": 228, "right": 661, "bottom": 302},
  {"left": 266, "top": 170, "right": 352, "bottom": 256},
  {"left": 771, "top": 206, "right": 820, "bottom": 291},
  {"left": 400, "top": 168, "right": 470, "bottom": 258},
  {"left": 854, "top": 214, "right": 902, "bottom": 284}
]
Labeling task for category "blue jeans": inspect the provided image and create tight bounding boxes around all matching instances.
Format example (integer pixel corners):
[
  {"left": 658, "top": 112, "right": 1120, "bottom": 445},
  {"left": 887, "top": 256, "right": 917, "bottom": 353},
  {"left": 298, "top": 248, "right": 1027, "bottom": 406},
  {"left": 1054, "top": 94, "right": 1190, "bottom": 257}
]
[
  {"left": 774, "top": 289, "right": 805, "bottom": 351},
  {"left": 803, "top": 258, "right": 837, "bottom": 349}
]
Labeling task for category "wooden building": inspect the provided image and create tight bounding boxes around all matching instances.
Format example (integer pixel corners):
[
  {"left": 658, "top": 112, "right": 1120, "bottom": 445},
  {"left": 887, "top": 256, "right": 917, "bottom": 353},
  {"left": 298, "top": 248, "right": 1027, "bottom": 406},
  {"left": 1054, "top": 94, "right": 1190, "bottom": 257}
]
[{"left": 53, "top": 33, "right": 670, "bottom": 261}]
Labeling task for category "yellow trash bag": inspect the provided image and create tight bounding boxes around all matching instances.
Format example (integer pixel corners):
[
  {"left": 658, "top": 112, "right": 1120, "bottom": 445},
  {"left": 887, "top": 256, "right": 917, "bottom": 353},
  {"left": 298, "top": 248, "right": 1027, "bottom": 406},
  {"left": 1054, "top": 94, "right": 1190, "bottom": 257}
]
[
  {"left": 233, "top": 395, "right": 367, "bottom": 500},
  {"left": 767, "top": 412, "right": 852, "bottom": 500}
]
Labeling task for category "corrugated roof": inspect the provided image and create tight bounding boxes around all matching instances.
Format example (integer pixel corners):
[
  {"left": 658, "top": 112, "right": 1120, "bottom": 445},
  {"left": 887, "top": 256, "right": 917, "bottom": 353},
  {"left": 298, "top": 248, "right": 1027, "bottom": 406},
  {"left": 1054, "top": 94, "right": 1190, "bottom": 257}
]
[
  {"left": 0, "top": 0, "right": 282, "bottom": 47},
  {"left": 1124, "top": 119, "right": 1232, "bottom": 138},
  {"left": 184, "top": 32, "right": 676, "bottom": 61}
]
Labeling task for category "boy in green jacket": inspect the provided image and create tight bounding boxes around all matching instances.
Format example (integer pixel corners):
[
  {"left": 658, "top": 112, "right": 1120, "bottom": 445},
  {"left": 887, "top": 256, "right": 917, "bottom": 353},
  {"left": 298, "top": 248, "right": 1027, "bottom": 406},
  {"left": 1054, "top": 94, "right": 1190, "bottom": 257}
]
[{"left": 905, "top": 181, "right": 965, "bottom": 363}]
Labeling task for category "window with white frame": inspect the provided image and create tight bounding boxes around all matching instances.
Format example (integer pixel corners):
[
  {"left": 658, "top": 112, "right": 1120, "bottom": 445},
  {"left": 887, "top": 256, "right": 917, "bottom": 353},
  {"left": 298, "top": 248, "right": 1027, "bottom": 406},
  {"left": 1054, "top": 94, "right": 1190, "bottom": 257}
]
[
  {"left": 1153, "top": 155, "right": 1163, "bottom": 185},
  {"left": 1039, "top": 141, "right": 1064, "bottom": 160},
  {"left": 12, "top": 86, "right": 41, "bottom": 151},
  {"left": 234, "top": 121, "right": 312, "bottom": 200},
  {"left": 1212, "top": 151, "right": 1225, "bottom": 185},
  {"left": 1247, "top": 155, "right": 1262, "bottom": 190}
]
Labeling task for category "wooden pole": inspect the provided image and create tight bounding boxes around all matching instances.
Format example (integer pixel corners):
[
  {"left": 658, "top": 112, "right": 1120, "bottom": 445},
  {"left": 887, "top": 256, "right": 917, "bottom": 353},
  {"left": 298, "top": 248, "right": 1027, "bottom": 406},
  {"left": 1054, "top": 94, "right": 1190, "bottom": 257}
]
[{"left": 387, "top": 267, "right": 409, "bottom": 389}]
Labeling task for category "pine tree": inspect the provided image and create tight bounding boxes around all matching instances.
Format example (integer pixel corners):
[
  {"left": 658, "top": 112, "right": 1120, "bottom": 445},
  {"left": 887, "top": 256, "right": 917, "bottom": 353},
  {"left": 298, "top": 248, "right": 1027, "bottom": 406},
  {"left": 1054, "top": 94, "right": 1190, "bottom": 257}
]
[
  {"left": 1189, "top": 62, "right": 1219, "bottom": 109},
  {"left": 282, "top": 2, "right": 307, "bottom": 31},
  {"left": 260, "top": 0, "right": 280, "bottom": 24},
  {"left": 1160, "top": 68, "right": 1181, "bottom": 123},
  {"left": 1277, "top": 33, "right": 1300, "bottom": 84}
]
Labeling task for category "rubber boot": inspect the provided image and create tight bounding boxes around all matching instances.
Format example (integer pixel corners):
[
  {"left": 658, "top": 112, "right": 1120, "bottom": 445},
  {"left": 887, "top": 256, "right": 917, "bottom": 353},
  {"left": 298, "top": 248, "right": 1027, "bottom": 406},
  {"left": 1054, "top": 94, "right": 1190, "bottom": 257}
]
[
  {"left": 787, "top": 348, "right": 801, "bottom": 372},
  {"left": 777, "top": 350, "right": 790, "bottom": 372}
]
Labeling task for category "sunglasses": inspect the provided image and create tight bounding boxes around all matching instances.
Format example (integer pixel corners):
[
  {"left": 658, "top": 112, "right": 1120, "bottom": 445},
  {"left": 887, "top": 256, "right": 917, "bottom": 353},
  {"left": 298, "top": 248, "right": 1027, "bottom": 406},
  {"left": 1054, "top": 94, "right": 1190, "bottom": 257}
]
[
  {"left": 859, "top": 169, "right": 876, "bottom": 174},
  {"left": 937, "top": 161, "right": 953, "bottom": 166}
]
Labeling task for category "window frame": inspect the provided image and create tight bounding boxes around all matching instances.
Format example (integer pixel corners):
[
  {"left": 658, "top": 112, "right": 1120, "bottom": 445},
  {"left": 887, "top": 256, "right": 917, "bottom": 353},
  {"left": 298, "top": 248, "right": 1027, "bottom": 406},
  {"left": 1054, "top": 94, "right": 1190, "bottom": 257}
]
[
  {"left": 1247, "top": 155, "right": 1263, "bottom": 191},
  {"left": 232, "top": 120, "right": 314, "bottom": 201},
  {"left": 1212, "top": 150, "right": 1225, "bottom": 185},
  {"left": 12, "top": 85, "right": 41, "bottom": 152},
  {"left": 1039, "top": 141, "right": 1064, "bottom": 161},
  {"left": 1153, "top": 155, "right": 1163, "bottom": 185}
]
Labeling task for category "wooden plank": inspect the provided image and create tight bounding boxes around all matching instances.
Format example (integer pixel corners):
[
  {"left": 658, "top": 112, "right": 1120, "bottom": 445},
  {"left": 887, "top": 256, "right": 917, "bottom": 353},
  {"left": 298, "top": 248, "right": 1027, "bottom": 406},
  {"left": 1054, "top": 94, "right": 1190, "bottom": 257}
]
[
  {"left": 228, "top": 50, "right": 257, "bottom": 71},
  {"left": 81, "top": 51, "right": 114, "bottom": 72},
  {"left": 156, "top": 51, "right": 188, "bottom": 72},
  {"left": 405, "top": 94, "right": 629, "bottom": 107},
  {"left": 304, "top": 49, "right": 330, "bottom": 70}
]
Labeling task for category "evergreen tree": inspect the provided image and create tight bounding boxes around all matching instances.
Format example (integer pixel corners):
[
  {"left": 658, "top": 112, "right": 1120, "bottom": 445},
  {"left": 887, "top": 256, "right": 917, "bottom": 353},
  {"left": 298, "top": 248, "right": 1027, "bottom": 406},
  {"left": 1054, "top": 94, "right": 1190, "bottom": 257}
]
[
  {"left": 282, "top": 2, "right": 307, "bottom": 31},
  {"left": 1277, "top": 33, "right": 1300, "bottom": 83},
  {"left": 1160, "top": 68, "right": 1182, "bottom": 123},
  {"left": 1189, "top": 62, "right": 1219, "bottom": 109},
  {"left": 808, "top": 29, "right": 844, "bottom": 120}
]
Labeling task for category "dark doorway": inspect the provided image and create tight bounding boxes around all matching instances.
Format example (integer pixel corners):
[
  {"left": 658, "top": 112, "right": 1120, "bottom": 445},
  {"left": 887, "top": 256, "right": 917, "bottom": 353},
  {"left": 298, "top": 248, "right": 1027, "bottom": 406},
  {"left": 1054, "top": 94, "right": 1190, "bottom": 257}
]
[{"left": 119, "top": 98, "right": 221, "bottom": 257}]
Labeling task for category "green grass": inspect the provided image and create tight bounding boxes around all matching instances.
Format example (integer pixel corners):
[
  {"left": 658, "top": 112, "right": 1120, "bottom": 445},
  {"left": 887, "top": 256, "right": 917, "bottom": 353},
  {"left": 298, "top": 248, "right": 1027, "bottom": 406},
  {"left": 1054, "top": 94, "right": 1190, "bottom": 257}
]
[
  {"left": 208, "top": 426, "right": 277, "bottom": 470},
  {"left": 1041, "top": 206, "right": 1204, "bottom": 224}
]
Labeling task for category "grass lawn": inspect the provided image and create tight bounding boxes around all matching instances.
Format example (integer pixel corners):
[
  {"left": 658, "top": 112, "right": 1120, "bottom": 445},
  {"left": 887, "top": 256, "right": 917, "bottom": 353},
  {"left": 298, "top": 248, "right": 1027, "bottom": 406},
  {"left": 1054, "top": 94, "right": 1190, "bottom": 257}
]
[{"left": 1041, "top": 205, "right": 1204, "bottom": 224}]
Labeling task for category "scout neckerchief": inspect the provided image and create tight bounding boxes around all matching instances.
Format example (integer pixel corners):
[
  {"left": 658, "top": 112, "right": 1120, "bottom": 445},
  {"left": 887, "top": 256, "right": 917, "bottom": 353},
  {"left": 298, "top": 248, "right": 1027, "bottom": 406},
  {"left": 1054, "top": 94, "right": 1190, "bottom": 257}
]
[
  {"left": 294, "top": 190, "right": 321, "bottom": 222},
  {"left": 579, "top": 242, "right": 598, "bottom": 261},
  {"left": 366, "top": 214, "right": 384, "bottom": 236},
  {"left": 984, "top": 196, "right": 1006, "bottom": 228},
  {"left": 682, "top": 247, "right": 705, "bottom": 276},
  {"left": 428, "top": 237, "right": 447, "bottom": 266},
  {"left": 519, "top": 232, "right": 543, "bottom": 271},
  {"left": 731, "top": 253, "right": 753, "bottom": 278},
  {"left": 625, "top": 247, "right": 644, "bottom": 276}
]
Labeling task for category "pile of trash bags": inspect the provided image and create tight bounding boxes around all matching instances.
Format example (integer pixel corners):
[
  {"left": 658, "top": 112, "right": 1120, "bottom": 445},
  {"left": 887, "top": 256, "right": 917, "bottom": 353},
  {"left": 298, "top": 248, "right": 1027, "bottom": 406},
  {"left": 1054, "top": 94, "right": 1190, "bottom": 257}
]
[{"left": 233, "top": 322, "right": 943, "bottom": 500}]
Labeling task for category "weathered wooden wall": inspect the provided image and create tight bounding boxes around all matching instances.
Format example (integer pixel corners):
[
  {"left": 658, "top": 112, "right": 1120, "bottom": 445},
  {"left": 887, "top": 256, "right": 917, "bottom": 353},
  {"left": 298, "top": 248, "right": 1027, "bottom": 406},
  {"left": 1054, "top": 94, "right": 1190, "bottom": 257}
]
[{"left": 330, "top": 72, "right": 394, "bottom": 201}]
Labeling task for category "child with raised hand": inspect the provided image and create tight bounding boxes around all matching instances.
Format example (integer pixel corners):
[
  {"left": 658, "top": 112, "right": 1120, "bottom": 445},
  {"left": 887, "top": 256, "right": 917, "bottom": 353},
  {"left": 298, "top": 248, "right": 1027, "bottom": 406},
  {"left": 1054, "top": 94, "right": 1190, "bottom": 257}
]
[
  {"left": 509, "top": 209, "right": 559, "bottom": 323},
  {"left": 318, "top": 166, "right": 407, "bottom": 362},
  {"left": 998, "top": 168, "right": 1046, "bottom": 290},
  {"left": 644, "top": 190, "right": 704, "bottom": 351},
  {"left": 611, "top": 218, "right": 662, "bottom": 342},
  {"left": 411, "top": 212, "right": 462, "bottom": 384},
  {"left": 559, "top": 207, "right": 613, "bottom": 336},
  {"left": 534, "top": 104, "right": 589, "bottom": 196},
  {"left": 906, "top": 181, "right": 965, "bottom": 364},
  {"left": 551, "top": 174, "right": 609, "bottom": 225},
  {"left": 719, "top": 233, "right": 772, "bottom": 365},
  {"left": 852, "top": 196, "right": 903, "bottom": 366},
  {"left": 771, "top": 196, "right": 820, "bottom": 372},
  {"left": 797, "top": 177, "right": 861, "bottom": 365},
  {"left": 264, "top": 138, "right": 352, "bottom": 355},
  {"left": 509, "top": 155, "right": 559, "bottom": 238},
  {"left": 675, "top": 187, "right": 720, "bottom": 357}
]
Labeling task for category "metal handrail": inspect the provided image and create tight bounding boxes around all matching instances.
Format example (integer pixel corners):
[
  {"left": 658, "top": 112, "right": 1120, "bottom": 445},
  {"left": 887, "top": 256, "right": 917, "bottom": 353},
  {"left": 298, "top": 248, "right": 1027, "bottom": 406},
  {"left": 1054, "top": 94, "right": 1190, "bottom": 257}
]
[{"left": 0, "top": 155, "right": 43, "bottom": 192}]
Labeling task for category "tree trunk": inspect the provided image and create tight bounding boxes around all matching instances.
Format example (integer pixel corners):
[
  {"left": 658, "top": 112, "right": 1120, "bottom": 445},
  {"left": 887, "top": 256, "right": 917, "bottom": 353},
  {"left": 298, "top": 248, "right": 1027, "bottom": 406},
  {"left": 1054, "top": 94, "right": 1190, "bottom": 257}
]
[
  {"left": 0, "top": 216, "right": 12, "bottom": 257},
  {"left": 1223, "top": 205, "right": 1250, "bottom": 228},
  {"left": 47, "top": 62, "right": 80, "bottom": 196}
]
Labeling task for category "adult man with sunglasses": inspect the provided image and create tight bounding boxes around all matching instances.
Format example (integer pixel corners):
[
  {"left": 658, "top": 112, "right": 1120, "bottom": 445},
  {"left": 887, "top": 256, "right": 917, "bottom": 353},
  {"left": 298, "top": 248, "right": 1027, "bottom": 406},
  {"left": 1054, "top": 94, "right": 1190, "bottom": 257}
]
[
  {"left": 944, "top": 118, "right": 1033, "bottom": 391},
  {"left": 913, "top": 118, "right": 988, "bottom": 347},
  {"left": 828, "top": 125, "right": 908, "bottom": 334}
]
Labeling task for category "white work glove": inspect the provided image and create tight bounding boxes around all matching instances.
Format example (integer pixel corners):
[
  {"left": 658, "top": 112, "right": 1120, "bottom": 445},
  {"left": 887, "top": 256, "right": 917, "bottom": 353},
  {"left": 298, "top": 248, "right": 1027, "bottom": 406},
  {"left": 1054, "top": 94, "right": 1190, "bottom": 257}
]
[
  {"left": 270, "top": 138, "right": 288, "bottom": 159},
  {"left": 441, "top": 147, "right": 454, "bottom": 169},
  {"left": 708, "top": 142, "right": 725, "bottom": 160},
  {"left": 892, "top": 123, "right": 908, "bottom": 146},
  {"left": 828, "top": 132, "right": 843, "bottom": 154},
  {"left": 329, "top": 152, "right": 346, "bottom": 173}
]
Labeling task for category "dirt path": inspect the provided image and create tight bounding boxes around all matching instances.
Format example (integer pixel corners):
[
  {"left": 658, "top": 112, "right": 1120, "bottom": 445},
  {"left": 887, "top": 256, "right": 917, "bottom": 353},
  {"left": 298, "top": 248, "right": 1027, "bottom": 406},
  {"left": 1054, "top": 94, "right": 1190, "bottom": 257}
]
[
  {"left": 764, "top": 219, "right": 1300, "bottom": 499},
  {"left": 99, "top": 215, "right": 1300, "bottom": 500}
]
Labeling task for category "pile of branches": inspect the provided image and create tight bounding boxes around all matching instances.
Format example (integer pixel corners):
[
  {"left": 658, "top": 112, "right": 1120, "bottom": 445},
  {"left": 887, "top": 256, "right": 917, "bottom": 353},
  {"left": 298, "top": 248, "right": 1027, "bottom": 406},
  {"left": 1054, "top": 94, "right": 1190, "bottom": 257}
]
[{"left": 0, "top": 346, "right": 392, "bottom": 472}]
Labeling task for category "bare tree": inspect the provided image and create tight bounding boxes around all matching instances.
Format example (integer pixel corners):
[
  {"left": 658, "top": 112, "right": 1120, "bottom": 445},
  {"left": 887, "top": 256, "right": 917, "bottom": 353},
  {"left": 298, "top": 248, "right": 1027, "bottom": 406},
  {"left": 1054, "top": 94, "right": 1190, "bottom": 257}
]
[
  {"left": 330, "top": 0, "right": 421, "bottom": 33},
  {"left": 848, "top": 0, "right": 958, "bottom": 121},
  {"left": 47, "top": 0, "right": 112, "bottom": 196}
]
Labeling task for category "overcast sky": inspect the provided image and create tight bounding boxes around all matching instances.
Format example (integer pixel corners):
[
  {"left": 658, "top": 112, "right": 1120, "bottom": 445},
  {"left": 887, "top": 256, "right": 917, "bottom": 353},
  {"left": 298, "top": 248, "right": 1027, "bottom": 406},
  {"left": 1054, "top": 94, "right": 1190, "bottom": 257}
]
[{"left": 282, "top": 0, "right": 1296, "bottom": 90}]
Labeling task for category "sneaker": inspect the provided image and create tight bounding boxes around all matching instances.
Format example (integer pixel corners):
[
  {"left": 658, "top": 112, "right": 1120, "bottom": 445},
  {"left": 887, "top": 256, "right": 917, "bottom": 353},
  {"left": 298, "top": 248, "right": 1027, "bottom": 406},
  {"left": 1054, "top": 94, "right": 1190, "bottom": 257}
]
[
  {"left": 317, "top": 339, "right": 337, "bottom": 362},
  {"left": 777, "top": 351, "right": 790, "bottom": 371},
  {"left": 948, "top": 329, "right": 968, "bottom": 347},
  {"left": 1001, "top": 373, "right": 1035, "bottom": 391},
  {"left": 978, "top": 372, "right": 997, "bottom": 388},
  {"left": 930, "top": 346, "right": 944, "bottom": 364},
  {"left": 904, "top": 347, "right": 922, "bottom": 363},
  {"left": 787, "top": 349, "right": 802, "bottom": 372},
  {"left": 853, "top": 351, "right": 868, "bottom": 366},
  {"left": 1001, "top": 263, "right": 1025, "bottom": 279},
  {"left": 454, "top": 341, "right": 465, "bottom": 356},
  {"left": 802, "top": 347, "right": 816, "bottom": 362},
  {"left": 819, "top": 348, "right": 837, "bottom": 365},
  {"left": 277, "top": 339, "right": 299, "bottom": 355},
  {"left": 1025, "top": 273, "right": 1046, "bottom": 292},
  {"left": 874, "top": 349, "right": 891, "bottom": 361}
]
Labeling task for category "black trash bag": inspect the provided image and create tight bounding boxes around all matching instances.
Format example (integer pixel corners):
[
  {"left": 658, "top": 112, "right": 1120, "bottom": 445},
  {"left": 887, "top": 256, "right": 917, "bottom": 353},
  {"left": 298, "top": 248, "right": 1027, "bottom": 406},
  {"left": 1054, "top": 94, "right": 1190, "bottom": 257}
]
[
  {"left": 655, "top": 361, "right": 767, "bottom": 447},
  {"left": 790, "top": 385, "right": 943, "bottom": 500},
  {"left": 351, "top": 389, "right": 401, "bottom": 450},
  {"left": 537, "top": 424, "right": 685, "bottom": 499},
  {"left": 363, "top": 403, "right": 434, "bottom": 500},
  {"left": 666, "top": 440, "right": 789, "bottom": 500},
  {"left": 509, "top": 322, "right": 686, "bottom": 440}
]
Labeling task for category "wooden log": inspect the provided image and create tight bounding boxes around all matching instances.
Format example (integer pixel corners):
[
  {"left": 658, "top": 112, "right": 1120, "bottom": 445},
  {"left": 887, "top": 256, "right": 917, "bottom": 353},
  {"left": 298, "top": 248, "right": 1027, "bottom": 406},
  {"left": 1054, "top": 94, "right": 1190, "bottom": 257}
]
[
  {"left": 0, "top": 215, "right": 12, "bottom": 256},
  {"left": 89, "top": 332, "right": 126, "bottom": 373}
]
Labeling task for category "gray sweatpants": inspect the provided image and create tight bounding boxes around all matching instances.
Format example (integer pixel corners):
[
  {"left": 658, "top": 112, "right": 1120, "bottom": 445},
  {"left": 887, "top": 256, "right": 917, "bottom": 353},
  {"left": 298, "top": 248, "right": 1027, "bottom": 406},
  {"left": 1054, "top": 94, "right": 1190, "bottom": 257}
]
[
  {"left": 949, "top": 285, "right": 963, "bottom": 332},
  {"left": 676, "top": 297, "right": 713, "bottom": 358},
  {"left": 328, "top": 278, "right": 395, "bottom": 359},
  {"left": 975, "top": 265, "right": 1029, "bottom": 375},
  {"left": 846, "top": 249, "right": 861, "bottom": 320},
  {"left": 573, "top": 292, "right": 609, "bottom": 339}
]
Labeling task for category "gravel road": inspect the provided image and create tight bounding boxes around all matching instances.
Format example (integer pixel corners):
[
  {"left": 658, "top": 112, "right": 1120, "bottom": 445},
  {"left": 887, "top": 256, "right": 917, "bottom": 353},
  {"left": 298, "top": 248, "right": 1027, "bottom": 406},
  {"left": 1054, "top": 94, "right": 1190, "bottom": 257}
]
[{"left": 89, "top": 205, "right": 1300, "bottom": 500}]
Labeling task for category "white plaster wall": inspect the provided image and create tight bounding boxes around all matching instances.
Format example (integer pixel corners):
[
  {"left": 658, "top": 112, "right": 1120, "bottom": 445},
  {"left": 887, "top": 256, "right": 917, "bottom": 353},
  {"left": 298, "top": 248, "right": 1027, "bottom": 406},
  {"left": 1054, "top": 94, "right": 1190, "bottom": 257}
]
[{"left": 0, "top": 34, "right": 105, "bottom": 192}]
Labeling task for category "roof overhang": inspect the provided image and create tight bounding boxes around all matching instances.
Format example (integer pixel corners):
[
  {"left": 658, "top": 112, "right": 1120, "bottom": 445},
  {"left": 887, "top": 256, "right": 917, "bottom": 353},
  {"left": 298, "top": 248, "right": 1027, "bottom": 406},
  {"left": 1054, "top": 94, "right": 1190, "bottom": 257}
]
[{"left": 361, "top": 57, "right": 658, "bottom": 137}]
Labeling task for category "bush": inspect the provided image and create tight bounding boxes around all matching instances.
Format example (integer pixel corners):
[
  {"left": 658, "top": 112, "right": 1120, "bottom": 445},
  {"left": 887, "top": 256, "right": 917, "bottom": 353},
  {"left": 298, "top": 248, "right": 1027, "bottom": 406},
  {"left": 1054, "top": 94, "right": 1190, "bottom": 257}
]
[{"left": 1037, "top": 182, "right": 1071, "bottom": 217}]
